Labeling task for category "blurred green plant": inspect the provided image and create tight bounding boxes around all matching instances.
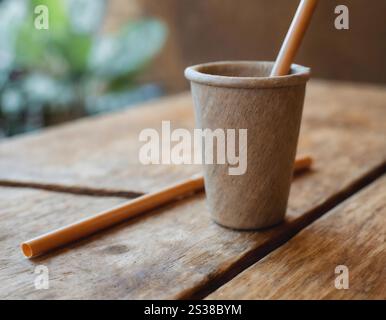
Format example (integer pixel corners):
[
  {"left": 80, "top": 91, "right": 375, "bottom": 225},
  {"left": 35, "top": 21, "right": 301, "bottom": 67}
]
[{"left": 0, "top": 0, "right": 167, "bottom": 137}]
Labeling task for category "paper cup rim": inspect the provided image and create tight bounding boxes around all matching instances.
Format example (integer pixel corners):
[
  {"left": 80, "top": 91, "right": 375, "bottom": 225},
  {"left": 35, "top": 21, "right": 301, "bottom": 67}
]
[{"left": 184, "top": 61, "right": 310, "bottom": 89}]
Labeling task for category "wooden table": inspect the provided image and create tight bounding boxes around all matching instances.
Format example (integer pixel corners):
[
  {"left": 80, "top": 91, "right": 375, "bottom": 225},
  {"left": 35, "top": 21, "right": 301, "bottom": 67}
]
[{"left": 0, "top": 80, "right": 385, "bottom": 300}]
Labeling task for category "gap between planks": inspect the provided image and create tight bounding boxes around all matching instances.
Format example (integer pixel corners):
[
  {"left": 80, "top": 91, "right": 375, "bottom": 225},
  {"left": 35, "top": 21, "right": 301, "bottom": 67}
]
[
  {"left": 0, "top": 179, "right": 144, "bottom": 199},
  {"left": 181, "top": 161, "right": 386, "bottom": 300}
]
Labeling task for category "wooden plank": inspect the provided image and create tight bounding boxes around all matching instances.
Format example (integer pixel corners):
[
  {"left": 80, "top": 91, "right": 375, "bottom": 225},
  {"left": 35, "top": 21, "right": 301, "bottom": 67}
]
[
  {"left": 0, "top": 188, "right": 126, "bottom": 299},
  {"left": 0, "top": 93, "right": 198, "bottom": 194},
  {"left": 0, "top": 124, "right": 385, "bottom": 299},
  {"left": 207, "top": 175, "right": 386, "bottom": 300},
  {"left": 0, "top": 80, "right": 385, "bottom": 195},
  {"left": 302, "top": 80, "right": 386, "bottom": 135}
]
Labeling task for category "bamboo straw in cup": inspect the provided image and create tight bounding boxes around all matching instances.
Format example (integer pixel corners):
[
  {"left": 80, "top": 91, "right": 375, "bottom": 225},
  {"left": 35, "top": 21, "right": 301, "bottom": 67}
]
[{"left": 271, "top": 0, "right": 318, "bottom": 76}]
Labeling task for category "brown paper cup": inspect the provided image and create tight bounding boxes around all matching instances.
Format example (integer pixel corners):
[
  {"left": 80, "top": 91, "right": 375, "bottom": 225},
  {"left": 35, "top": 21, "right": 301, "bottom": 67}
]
[{"left": 185, "top": 61, "right": 310, "bottom": 230}]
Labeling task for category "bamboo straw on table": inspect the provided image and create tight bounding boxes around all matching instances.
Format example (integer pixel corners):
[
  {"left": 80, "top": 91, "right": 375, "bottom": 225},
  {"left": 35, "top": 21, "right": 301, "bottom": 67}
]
[
  {"left": 21, "top": 156, "right": 313, "bottom": 258},
  {"left": 271, "top": 0, "right": 318, "bottom": 76}
]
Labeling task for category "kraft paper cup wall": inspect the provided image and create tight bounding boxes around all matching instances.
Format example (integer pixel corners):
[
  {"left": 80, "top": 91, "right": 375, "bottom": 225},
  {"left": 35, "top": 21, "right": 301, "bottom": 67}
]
[{"left": 185, "top": 61, "right": 310, "bottom": 230}]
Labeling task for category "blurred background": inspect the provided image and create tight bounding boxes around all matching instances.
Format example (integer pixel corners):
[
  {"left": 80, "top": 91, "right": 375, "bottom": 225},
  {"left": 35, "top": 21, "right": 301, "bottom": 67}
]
[{"left": 0, "top": 0, "right": 385, "bottom": 138}]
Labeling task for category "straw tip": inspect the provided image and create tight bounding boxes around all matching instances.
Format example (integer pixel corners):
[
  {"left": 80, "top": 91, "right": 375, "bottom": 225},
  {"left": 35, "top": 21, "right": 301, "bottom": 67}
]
[{"left": 21, "top": 243, "right": 33, "bottom": 258}]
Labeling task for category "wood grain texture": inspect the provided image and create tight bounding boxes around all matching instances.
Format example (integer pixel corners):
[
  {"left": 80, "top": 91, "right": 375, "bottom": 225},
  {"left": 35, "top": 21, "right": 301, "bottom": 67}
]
[
  {"left": 0, "top": 188, "right": 126, "bottom": 299},
  {"left": 0, "top": 93, "right": 198, "bottom": 194},
  {"left": 207, "top": 175, "right": 386, "bottom": 300},
  {"left": 0, "top": 81, "right": 385, "bottom": 196},
  {"left": 0, "top": 80, "right": 385, "bottom": 299}
]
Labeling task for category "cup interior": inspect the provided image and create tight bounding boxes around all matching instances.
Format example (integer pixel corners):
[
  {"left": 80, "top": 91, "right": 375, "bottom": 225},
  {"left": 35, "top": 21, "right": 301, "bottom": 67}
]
[
  {"left": 197, "top": 61, "right": 299, "bottom": 78},
  {"left": 198, "top": 62, "right": 273, "bottom": 78}
]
